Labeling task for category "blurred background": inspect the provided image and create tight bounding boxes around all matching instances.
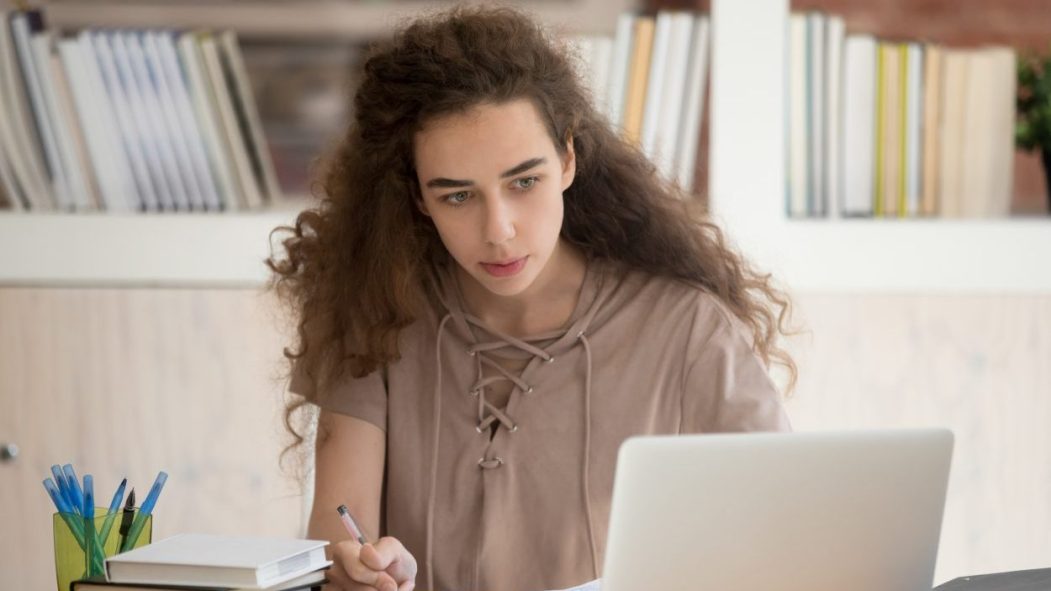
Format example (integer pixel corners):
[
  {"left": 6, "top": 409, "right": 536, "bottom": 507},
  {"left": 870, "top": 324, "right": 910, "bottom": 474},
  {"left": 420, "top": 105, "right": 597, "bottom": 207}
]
[{"left": 1, "top": 0, "right": 1049, "bottom": 589}]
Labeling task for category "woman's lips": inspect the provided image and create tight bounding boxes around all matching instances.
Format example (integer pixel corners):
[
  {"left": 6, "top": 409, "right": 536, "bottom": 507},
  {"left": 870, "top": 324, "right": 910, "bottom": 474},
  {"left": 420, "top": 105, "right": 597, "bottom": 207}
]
[{"left": 480, "top": 256, "right": 528, "bottom": 277}]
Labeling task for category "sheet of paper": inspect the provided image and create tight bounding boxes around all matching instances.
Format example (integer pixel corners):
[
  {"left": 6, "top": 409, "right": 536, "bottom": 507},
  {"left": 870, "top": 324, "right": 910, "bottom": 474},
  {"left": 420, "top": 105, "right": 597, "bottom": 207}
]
[{"left": 545, "top": 579, "right": 601, "bottom": 591}]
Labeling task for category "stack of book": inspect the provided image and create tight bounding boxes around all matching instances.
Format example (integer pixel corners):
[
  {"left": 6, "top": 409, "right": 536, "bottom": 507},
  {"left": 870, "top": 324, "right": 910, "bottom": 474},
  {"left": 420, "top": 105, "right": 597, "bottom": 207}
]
[
  {"left": 568, "top": 9, "right": 710, "bottom": 195},
  {"left": 0, "top": 7, "right": 283, "bottom": 213},
  {"left": 71, "top": 534, "right": 331, "bottom": 591},
  {"left": 786, "top": 11, "right": 1017, "bottom": 219}
]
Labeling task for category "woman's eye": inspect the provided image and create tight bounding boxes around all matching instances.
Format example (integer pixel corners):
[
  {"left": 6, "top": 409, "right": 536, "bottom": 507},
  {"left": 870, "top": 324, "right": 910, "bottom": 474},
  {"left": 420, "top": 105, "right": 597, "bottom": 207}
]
[
  {"left": 515, "top": 176, "right": 539, "bottom": 190},
  {"left": 445, "top": 191, "right": 469, "bottom": 205}
]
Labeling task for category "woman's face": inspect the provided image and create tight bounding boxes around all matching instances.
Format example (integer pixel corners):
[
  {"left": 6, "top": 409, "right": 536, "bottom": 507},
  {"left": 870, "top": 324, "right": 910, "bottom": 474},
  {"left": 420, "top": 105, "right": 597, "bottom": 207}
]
[{"left": 414, "top": 98, "right": 576, "bottom": 298}]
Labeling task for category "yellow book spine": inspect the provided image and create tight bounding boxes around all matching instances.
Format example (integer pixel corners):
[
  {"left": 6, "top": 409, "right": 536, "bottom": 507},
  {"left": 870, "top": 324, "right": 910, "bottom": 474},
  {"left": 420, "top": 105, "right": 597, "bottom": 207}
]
[{"left": 622, "top": 17, "right": 655, "bottom": 146}]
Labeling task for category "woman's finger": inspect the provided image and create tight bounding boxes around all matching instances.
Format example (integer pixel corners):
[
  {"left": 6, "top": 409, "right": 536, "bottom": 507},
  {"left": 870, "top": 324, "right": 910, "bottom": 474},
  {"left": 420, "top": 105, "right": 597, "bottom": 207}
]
[
  {"left": 360, "top": 537, "right": 418, "bottom": 583},
  {"left": 332, "top": 541, "right": 396, "bottom": 591}
]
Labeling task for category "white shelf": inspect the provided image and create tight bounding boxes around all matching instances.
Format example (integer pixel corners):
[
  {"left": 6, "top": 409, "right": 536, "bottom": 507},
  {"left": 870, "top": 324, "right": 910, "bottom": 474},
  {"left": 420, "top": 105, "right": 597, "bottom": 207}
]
[
  {"left": 43, "top": 0, "right": 636, "bottom": 39},
  {"left": 0, "top": 212, "right": 299, "bottom": 287},
  {"left": 723, "top": 218, "right": 1051, "bottom": 293},
  {"left": 3, "top": 211, "right": 1049, "bottom": 291}
]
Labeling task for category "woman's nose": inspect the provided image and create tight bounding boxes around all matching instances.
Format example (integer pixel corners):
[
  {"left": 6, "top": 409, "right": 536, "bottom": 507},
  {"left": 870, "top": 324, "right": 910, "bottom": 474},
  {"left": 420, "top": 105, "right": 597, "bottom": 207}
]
[{"left": 483, "top": 198, "right": 516, "bottom": 245}]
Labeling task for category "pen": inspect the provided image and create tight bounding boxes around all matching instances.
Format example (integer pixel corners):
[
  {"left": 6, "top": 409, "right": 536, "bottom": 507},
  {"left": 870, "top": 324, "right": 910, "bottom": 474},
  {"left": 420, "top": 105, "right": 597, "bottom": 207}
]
[
  {"left": 336, "top": 504, "right": 369, "bottom": 545},
  {"left": 43, "top": 477, "right": 75, "bottom": 516},
  {"left": 82, "top": 475, "right": 107, "bottom": 572},
  {"left": 62, "top": 464, "right": 84, "bottom": 514},
  {"left": 122, "top": 471, "right": 167, "bottom": 551},
  {"left": 42, "top": 478, "right": 86, "bottom": 548},
  {"left": 118, "top": 488, "right": 136, "bottom": 553},
  {"left": 84, "top": 475, "right": 97, "bottom": 568},
  {"left": 83, "top": 475, "right": 94, "bottom": 522},
  {"left": 98, "top": 478, "right": 127, "bottom": 545},
  {"left": 51, "top": 465, "right": 75, "bottom": 514}
]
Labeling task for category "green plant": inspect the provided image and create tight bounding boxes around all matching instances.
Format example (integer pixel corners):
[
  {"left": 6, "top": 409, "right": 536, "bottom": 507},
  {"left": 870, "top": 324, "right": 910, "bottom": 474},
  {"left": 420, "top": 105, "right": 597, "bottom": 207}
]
[{"left": 1016, "top": 50, "right": 1051, "bottom": 153}]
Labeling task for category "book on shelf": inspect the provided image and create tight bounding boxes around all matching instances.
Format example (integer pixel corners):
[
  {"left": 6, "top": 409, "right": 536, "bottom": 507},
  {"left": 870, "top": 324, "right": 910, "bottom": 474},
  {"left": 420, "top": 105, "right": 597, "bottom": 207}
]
[
  {"left": 786, "top": 13, "right": 808, "bottom": 217},
  {"left": 841, "top": 35, "right": 877, "bottom": 217},
  {"left": 605, "top": 12, "right": 635, "bottom": 132},
  {"left": 649, "top": 11, "right": 692, "bottom": 184},
  {"left": 785, "top": 10, "right": 1018, "bottom": 220},
  {"left": 876, "top": 41, "right": 901, "bottom": 218},
  {"left": 0, "top": 7, "right": 51, "bottom": 210},
  {"left": 217, "top": 30, "right": 284, "bottom": 210},
  {"left": 0, "top": 6, "right": 285, "bottom": 214},
  {"left": 5, "top": 5, "right": 712, "bottom": 212},
  {"left": 569, "top": 8, "right": 711, "bottom": 196},
  {"left": 824, "top": 15, "right": 844, "bottom": 219},
  {"left": 807, "top": 12, "right": 826, "bottom": 217},
  {"left": 920, "top": 45, "right": 943, "bottom": 217},
  {"left": 938, "top": 48, "right": 967, "bottom": 218},
  {"left": 639, "top": 11, "right": 671, "bottom": 175},
  {"left": 621, "top": 15, "right": 654, "bottom": 147},
  {"left": 674, "top": 13, "right": 710, "bottom": 194},
  {"left": 102, "top": 534, "right": 331, "bottom": 590},
  {"left": 904, "top": 42, "right": 923, "bottom": 217}
]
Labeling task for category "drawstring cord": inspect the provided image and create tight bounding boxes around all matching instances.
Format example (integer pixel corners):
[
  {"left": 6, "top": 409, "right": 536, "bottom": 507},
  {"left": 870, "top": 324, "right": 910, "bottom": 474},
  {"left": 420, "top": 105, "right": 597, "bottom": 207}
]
[
  {"left": 579, "top": 331, "right": 599, "bottom": 579},
  {"left": 426, "top": 314, "right": 452, "bottom": 591}
]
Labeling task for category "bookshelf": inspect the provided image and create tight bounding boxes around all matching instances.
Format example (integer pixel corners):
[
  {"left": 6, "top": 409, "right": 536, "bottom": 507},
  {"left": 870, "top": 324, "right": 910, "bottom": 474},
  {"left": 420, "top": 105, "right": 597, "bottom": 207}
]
[
  {"left": 1, "top": 0, "right": 1048, "bottom": 290},
  {"left": 709, "top": 0, "right": 1051, "bottom": 293}
]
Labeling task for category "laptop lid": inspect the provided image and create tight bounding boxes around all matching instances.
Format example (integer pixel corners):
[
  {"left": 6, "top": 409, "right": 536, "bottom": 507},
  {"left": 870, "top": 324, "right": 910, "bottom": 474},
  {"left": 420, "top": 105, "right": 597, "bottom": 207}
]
[{"left": 602, "top": 429, "right": 953, "bottom": 591}]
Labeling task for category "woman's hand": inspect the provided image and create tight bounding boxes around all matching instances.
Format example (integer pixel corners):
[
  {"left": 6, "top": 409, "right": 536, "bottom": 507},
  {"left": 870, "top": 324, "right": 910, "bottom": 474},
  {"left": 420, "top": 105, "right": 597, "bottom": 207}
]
[{"left": 326, "top": 536, "right": 418, "bottom": 591}]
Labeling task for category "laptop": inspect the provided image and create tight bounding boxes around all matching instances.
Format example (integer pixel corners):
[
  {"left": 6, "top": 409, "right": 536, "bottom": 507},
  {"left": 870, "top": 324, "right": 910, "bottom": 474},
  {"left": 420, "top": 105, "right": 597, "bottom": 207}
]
[{"left": 601, "top": 429, "right": 954, "bottom": 591}]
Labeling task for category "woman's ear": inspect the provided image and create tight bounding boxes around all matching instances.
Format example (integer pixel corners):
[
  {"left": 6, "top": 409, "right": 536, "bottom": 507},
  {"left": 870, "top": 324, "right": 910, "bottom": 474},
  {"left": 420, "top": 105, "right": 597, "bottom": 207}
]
[
  {"left": 411, "top": 177, "right": 432, "bottom": 217},
  {"left": 416, "top": 197, "right": 432, "bottom": 218},
  {"left": 560, "top": 133, "right": 576, "bottom": 192}
]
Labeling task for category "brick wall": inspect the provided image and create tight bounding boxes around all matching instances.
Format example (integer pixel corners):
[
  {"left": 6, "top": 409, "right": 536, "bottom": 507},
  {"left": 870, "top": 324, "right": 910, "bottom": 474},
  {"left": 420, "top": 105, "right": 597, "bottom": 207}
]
[{"left": 649, "top": 0, "right": 1051, "bottom": 213}]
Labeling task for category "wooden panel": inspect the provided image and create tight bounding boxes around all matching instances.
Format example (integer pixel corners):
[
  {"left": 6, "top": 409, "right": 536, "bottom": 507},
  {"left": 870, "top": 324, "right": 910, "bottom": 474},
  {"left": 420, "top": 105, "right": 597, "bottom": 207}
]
[
  {"left": 4, "top": 287, "right": 1049, "bottom": 587},
  {"left": 785, "top": 294, "right": 1051, "bottom": 584},
  {"left": 0, "top": 288, "right": 305, "bottom": 590}
]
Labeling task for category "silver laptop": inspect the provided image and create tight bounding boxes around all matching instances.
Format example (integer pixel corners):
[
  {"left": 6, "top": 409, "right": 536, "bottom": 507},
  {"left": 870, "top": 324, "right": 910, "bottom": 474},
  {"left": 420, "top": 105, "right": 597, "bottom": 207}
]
[{"left": 602, "top": 429, "right": 954, "bottom": 591}]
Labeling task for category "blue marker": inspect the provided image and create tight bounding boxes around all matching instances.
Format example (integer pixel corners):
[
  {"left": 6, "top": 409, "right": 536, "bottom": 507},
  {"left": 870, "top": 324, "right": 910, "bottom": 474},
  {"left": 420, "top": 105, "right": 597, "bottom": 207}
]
[
  {"left": 83, "top": 474, "right": 94, "bottom": 519},
  {"left": 83, "top": 475, "right": 95, "bottom": 540},
  {"left": 82, "top": 475, "right": 105, "bottom": 574},
  {"left": 122, "top": 471, "right": 167, "bottom": 551},
  {"left": 43, "top": 477, "right": 73, "bottom": 515},
  {"left": 62, "top": 464, "right": 84, "bottom": 513},
  {"left": 98, "top": 478, "right": 127, "bottom": 545},
  {"left": 42, "top": 478, "right": 85, "bottom": 548},
  {"left": 51, "top": 464, "right": 77, "bottom": 515}
]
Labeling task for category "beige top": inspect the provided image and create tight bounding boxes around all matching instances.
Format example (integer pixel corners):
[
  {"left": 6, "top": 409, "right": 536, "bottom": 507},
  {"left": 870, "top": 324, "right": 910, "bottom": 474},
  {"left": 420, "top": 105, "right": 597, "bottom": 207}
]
[{"left": 290, "top": 258, "right": 791, "bottom": 591}]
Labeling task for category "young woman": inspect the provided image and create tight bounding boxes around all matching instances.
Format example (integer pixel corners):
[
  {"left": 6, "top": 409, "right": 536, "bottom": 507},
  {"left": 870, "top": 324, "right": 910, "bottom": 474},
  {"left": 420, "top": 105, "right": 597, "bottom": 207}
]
[{"left": 269, "top": 6, "right": 795, "bottom": 591}]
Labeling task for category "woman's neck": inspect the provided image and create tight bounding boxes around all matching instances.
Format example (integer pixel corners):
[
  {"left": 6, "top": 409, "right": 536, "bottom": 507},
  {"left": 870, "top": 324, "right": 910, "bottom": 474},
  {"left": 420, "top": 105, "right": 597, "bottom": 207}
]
[{"left": 457, "top": 240, "right": 587, "bottom": 338}]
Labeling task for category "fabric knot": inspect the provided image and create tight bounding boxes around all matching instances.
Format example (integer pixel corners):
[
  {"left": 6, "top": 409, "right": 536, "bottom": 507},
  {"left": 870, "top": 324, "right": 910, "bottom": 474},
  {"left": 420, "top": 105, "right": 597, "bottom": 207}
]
[{"left": 462, "top": 314, "right": 558, "bottom": 439}]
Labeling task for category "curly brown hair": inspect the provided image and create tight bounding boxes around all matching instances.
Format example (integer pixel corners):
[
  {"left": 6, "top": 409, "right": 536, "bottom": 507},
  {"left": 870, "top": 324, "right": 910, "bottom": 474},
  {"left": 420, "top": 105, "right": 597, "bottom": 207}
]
[{"left": 267, "top": 4, "right": 797, "bottom": 473}]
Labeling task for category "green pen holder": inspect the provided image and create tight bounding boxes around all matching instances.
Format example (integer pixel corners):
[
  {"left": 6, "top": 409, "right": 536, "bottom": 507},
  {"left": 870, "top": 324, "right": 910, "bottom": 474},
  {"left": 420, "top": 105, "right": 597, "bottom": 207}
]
[{"left": 53, "top": 508, "right": 153, "bottom": 591}]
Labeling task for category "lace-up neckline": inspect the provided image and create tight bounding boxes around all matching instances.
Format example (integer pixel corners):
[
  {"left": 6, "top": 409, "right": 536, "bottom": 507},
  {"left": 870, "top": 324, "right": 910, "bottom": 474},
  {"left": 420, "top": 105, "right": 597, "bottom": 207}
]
[{"left": 424, "top": 258, "right": 605, "bottom": 591}]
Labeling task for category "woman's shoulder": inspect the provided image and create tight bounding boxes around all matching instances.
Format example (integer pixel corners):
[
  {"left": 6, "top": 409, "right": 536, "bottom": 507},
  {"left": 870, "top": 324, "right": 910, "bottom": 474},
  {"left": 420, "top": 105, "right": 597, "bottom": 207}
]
[
  {"left": 599, "top": 259, "right": 750, "bottom": 344},
  {"left": 602, "top": 259, "right": 728, "bottom": 312}
]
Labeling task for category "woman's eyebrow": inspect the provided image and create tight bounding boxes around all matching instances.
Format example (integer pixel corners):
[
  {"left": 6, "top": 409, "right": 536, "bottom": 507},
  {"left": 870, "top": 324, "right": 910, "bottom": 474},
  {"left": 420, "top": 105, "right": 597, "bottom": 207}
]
[{"left": 424, "top": 157, "right": 546, "bottom": 188}]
